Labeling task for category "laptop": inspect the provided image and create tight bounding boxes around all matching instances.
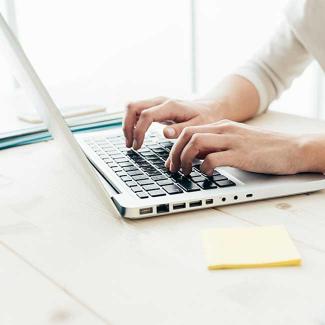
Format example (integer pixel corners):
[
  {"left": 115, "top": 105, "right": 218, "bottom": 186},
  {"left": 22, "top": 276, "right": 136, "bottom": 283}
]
[{"left": 1, "top": 13, "right": 325, "bottom": 219}]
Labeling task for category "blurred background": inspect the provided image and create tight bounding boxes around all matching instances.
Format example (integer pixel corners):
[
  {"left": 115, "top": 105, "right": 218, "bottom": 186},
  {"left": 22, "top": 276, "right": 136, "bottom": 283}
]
[{"left": 0, "top": 0, "right": 324, "bottom": 132}]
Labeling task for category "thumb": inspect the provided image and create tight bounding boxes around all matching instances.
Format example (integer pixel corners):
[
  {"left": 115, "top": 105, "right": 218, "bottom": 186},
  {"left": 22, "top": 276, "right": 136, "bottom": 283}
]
[{"left": 163, "top": 118, "right": 199, "bottom": 139}]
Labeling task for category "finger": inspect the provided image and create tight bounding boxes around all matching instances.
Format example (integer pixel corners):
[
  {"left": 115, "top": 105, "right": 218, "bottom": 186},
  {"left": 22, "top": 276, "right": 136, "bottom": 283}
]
[
  {"left": 132, "top": 101, "right": 182, "bottom": 149},
  {"left": 163, "top": 117, "right": 202, "bottom": 139},
  {"left": 180, "top": 134, "right": 231, "bottom": 175},
  {"left": 165, "top": 157, "right": 171, "bottom": 169},
  {"left": 200, "top": 151, "right": 236, "bottom": 175},
  {"left": 123, "top": 97, "right": 166, "bottom": 147},
  {"left": 168, "top": 125, "right": 228, "bottom": 172}
]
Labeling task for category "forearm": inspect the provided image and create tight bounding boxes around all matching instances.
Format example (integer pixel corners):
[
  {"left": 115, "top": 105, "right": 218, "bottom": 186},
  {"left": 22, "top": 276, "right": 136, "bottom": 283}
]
[
  {"left": 196, "top": 74, "right": 260, "bottom": 122},
  {"left": 197, "top": 18, "right": 312, "bottom": 125}
]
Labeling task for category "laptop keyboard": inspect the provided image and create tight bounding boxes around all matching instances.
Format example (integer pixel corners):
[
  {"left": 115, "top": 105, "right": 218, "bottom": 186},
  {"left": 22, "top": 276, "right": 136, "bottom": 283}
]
[{"left": 84, "top": 132, "right": 235, "bottom": 199}]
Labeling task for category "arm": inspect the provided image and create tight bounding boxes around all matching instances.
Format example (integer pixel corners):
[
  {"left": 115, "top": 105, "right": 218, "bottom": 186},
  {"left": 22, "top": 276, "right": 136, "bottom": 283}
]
[
  {"left": 204, "top": 18, "right": 312, "bottom": 119},
  {"left": 123, "top": 16, "right": 325, "bottom": 175}
]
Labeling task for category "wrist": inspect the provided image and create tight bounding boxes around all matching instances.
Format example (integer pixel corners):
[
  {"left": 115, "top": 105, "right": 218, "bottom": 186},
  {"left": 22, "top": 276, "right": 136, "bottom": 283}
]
[
  {"left": 194, "top": 97, "right": 231, "bottom": 122},
  {"left": 295, "top": 135, "right": 325, "bottom": 173}
]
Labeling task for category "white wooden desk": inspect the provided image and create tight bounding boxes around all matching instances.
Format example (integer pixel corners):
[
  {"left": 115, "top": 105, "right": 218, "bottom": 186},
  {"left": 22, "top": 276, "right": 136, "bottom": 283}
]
[{"left": 1, "top": 111, "right": 325, "bottom": 325}]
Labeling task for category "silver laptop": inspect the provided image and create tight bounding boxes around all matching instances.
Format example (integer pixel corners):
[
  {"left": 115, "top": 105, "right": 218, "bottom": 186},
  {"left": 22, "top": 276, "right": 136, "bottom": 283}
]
[{"left": 1, "top": 13, "right": 325, "bottom": 219}]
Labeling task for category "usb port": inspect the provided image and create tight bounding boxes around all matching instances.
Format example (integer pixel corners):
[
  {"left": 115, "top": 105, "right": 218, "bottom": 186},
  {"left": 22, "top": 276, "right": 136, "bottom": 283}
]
[
  {"left": 206, "top": 199, "right": 213, "bottom": 205},
  {"left": 173, "top": 202, "right": 186, "bottom": 210},
  {"left": 246, "top": 194, "right": 253, "bottom": 198},
  {"left": 157, "top": 204, "right": 170, "bottom": 214},
  {"left": 139, "top": 207, "right": 153, "bottom": 215},
  {"left": 189, "top": 200, "right": 202, "bottom": 208}
]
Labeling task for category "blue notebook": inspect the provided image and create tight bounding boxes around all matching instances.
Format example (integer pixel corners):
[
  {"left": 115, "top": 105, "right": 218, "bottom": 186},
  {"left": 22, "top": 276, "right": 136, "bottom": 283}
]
[{"left": 0, "top": 117, "right": 122, "bottom": 150}]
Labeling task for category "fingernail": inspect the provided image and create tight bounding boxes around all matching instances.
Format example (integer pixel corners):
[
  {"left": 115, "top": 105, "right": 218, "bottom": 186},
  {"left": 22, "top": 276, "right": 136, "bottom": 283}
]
[
  {"left": 125, "top": 139, "right": 131, "bottom": 148},
  {"left": 132, "top": 139, "right": 138, "bottom": 150},
  {"left": 165, "top": 127, "right": 176, "bottom": 138}
]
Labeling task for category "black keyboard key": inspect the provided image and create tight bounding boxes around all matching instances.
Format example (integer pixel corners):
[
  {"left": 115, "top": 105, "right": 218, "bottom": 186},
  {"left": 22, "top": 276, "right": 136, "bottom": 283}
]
[
  {"left": 152, "top": 148, "right": 166, "bottom": 154},
  {"left": 150, "top": 159, "right": 163, "bottom": 164},
  {"left": 159, "top": 141, "right": 173, "bottom": 149},
  {"left": 192, "top": 163, "right": 201, "bottom": 171},
  {"left": 120, "top": 175, "right": 132, "bottom": 182},
  {"left": 119, "top": 162, "right": 133, "bottom": 167},
  {"left": 146, "top": 170, "right": 162, "bottom": 176},
  {"left": 151, "top": 174, "right": 167, "bottom": 181},
  {"left": 189, "top": 171, "right": 201, "bottom": 177},
  {"left": 148, "top": 145, "right": 161, "bottom": 150},
  {"left": 128, "top": 170, "right": 143, "bottom": 176},
  {"left": 138, "top": 149, "right": 151, "bottom": 154},
  {"left": 162, "top": 184, "right": 183, "bottom": 194},
  {"left": 143, "top": 184, "right": 160, "bottom": 191},
  {"left": 131, "top": 155, "right": 145, "bottom": 161},
  {"left": 116, "top": 171, "right": 127, "bottom": 177},
  {"left": 212, "top": 175, "right": 228, "bottom": 182},
  {"left": 158, "top": 166, "right": 169, "bottom": 173},
  {"left": 170, "top": 172, "right": 183, "bottom": 181},
  {"left": 133, "top": 174, "right": 149, "bottom": 181},
  {"left": 137, "top": 192, "right": 149, "bottom": 199},
  {"left": 148, "top": 189, "right": 166, "bottom": 197},
  {"left": 123, "top": 166, "right": 138, "bottom": 172},
  {"left": 111, "top": 154, "right": 124, "bottom": 159},
  {"left": 176, "top": 177, "right": 200, "bottom": 192},
  {"left": 138, "top": 163, "right": 152, "bottom": 169},
  {"left": 197, "top": 180, "right": 218, "bottom": 189},
  {"left": 115, "top": 158, "right": 129, "bottom": 164},
  {"left": 215, "top": 179, "right": 236, "bottom": 187},
  {"left": 146, "top": 155, "right": 160, "bottom": 161},
  {"left": 191, "top": 176, "right": 206, "bottom": 183},
  {"left": 125, "top": 181, "right": 137, "bottom": 187},
  {"left": 159, "top": 153, "right": 169, "bottom": 160},
  {"left": 141, "top": 153, "right": 156, "bottom": 158},
  {"left": 126, "top": 150, "right": 137, "bottom": 157},
  {"left": 131, "top": 186, "right": 143, "bottom": 193},
  {"left": 137, "top": 179, "right": 154, "bottom": 186},
  {"left": 157, "top": 179, "right": 173, "bottom": 186}
]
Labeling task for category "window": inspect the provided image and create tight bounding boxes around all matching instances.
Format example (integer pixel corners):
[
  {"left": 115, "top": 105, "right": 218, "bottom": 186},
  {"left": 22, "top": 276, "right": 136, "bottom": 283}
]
[{"left": 0, "top": 0, "right": 324, "bottom": 125}]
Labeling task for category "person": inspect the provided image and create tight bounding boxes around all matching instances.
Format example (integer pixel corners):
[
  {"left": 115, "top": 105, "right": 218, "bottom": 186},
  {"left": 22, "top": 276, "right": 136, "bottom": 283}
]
[{"left": 123, "top": 0, "right": 325, "bottom": 176}]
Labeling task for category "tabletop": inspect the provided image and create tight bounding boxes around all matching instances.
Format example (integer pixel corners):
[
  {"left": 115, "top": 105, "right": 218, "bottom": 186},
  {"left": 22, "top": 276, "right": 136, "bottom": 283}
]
[{"left": 1, "top": 110, "right": 325, "bottom": 325}]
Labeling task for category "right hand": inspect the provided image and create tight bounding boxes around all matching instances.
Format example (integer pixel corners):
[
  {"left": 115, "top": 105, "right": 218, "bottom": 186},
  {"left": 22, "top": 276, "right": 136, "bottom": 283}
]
[{"left": 123, "top": 96, "right": 220, "bottom": 149}]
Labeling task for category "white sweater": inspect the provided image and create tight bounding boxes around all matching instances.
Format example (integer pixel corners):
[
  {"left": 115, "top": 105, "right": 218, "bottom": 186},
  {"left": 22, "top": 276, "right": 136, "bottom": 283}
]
[{"left": 235, "top": 0, "right": 325, "bottom": 114}]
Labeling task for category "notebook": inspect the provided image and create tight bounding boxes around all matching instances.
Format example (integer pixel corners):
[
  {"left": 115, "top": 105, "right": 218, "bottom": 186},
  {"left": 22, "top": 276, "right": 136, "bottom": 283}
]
[{"left": 202, "top": 225, "right": 301, "bottom": 270}]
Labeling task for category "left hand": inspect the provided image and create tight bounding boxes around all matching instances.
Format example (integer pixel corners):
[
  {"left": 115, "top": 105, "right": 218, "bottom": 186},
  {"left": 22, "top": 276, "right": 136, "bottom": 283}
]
[{"left": 166, "top": 120, "right": 306, "bottom": 176}]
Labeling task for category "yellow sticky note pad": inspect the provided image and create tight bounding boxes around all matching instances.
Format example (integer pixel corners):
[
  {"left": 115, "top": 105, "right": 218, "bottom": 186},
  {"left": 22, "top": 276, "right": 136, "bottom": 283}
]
[{"left": 202, "top": 225, "right": 301, "bottom": 270}]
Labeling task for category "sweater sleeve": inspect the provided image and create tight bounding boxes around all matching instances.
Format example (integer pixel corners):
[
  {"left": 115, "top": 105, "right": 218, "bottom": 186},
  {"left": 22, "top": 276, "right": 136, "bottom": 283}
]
[{"left": 234, "top": 19, "right": 312, "bottom": 115}]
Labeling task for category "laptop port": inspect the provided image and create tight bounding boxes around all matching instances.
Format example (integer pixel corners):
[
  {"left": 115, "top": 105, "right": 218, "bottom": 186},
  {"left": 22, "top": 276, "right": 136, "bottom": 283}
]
[
  {"left": 234, "top": 195, "right": 238, "bottom": 200},
  {"left": 139, "top": 207, "right": 153, "bottom": 215},
  {"left": 189, "top": 200, "right": 202, "bottom": 208},
  {"left": 246, "top": 194, "right": 253, "bottom": 198},
  {"left": 157, "top": 204, "right": 170, "bottom": 214},
  {"left": 206, "top": 199, "right": 213, "bottom": 205},
  {"left": 173, "top": 202, "right": 186, "bottom": 210}
]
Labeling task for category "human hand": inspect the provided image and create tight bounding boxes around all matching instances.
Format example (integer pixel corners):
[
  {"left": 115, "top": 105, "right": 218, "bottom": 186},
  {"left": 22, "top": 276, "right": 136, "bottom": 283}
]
[
  {"left": 166, "top": 120, "right": 306, "bottom": 176},
  {"left": 123, "top": 97, "right": 221, "bottom": 150}
]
